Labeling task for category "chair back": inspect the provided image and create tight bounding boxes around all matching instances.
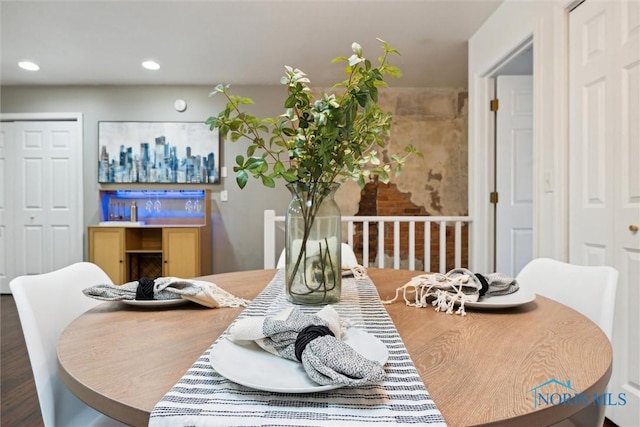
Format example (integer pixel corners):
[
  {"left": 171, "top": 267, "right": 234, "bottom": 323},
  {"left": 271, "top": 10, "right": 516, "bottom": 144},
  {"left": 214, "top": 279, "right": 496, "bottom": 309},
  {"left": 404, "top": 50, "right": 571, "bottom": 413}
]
[
  {"left": 276, "top": 242, "right": 359, "bottom": 269},
  {"left": 9, "top": 262, "right": 113, "bottom": 426},
  {"left": 516, "top": 258, "right": 618, "bottom": 340}
]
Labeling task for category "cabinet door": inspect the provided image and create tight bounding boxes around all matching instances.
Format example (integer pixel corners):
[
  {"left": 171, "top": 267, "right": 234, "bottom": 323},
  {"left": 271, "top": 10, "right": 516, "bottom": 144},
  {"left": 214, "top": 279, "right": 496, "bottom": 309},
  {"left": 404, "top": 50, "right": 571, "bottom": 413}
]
[
  {"left": 162, "top": 228, "right": 200, "bottom": 278},
  {"left": 89, "top": 227, "right": 125, "bottom": 284}
]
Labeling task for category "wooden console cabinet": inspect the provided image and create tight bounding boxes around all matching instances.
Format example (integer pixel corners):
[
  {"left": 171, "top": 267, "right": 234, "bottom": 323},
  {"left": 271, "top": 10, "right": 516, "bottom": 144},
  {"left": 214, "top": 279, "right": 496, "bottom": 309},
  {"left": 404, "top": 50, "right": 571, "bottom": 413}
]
[
  {"left": 89, "top": 225, "right": 212, "bottom": 284},
  {"left": 89, "top": 189, "right": 212, "bottom": 284}
]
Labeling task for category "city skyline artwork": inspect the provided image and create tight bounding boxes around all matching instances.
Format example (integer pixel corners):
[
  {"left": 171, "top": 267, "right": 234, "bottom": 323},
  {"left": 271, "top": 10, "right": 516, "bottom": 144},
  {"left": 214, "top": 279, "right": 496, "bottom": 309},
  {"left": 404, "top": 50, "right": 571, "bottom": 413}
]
[{"left": 98, "top": 121, "right": 220, "bottom": 184}]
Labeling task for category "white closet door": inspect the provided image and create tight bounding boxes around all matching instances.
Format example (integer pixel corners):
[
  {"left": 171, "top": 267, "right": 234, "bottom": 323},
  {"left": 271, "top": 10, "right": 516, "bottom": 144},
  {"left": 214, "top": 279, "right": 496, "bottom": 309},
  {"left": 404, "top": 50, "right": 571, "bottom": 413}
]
[
  {"left": 612, "top": 0, "right": 640, "bottom": 423},
  {"left": 1, "top": 120, "right": 83, "bottom": 293},
  {"left": 569, "top": 1, "right": 616, "bottom": 266},
  {"left": 0, "top": 123, "right": 15, "bottom": 293},
  {"left": 570, "top": 1, "right": 640, "bottom": 425}
]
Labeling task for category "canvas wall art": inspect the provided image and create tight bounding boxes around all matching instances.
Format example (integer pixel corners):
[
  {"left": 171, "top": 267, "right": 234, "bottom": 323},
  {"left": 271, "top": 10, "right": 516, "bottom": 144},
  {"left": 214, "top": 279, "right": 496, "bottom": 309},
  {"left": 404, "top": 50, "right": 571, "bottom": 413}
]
[{"left": 98, "top": 121, "right": 220, "bottom": 184}]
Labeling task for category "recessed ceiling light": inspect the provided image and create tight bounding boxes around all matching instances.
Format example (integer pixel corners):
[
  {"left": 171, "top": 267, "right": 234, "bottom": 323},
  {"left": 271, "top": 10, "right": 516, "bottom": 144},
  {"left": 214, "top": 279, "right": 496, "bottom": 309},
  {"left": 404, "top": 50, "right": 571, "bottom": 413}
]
[
  {"left": 18, "top": 61, "right": 40, "bottom": 71},
  {"left": 142, "top": 60, "right": 160, "bottom": 71}
]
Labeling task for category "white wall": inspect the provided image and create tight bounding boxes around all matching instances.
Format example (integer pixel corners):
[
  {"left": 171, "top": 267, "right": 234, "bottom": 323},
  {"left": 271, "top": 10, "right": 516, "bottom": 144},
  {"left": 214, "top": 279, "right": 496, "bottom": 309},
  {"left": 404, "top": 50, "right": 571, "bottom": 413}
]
[
  {"left": 2, "top": 83, "right": 471, "bottom": 273},
  {"left": 468, "top": 0, "right": 570, "bottom": 271},
  {"left": 0, "top": 84, "right": 292, "bottom": 273}
]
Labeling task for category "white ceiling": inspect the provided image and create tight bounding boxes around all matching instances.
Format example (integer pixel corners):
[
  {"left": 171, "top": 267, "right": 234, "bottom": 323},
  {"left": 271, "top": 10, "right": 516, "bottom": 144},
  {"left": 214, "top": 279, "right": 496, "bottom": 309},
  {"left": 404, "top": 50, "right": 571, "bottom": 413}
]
[{"left": 0, "top": 0, "right": 503, "bottom": 88}]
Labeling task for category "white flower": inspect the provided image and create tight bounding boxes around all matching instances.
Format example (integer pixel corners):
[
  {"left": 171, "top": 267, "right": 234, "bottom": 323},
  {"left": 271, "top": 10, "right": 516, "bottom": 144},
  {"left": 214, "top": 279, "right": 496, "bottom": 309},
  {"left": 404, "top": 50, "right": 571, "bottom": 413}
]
[
  {"left": 323, "top": 93, "right": 339, "bottom": 108},
  {"left": 293, "top": 68, "right": 311, "bottom": 83},
  {"left": 280, "top": 108, "right": 297, "bottom": 120},
  {"left": 285, "top": 67, "right": 310, "bottom": 84},
  {"left": 351, "top": 42, "right": 362, "bottom": 56},
  {"left": 348, "top": 54, "right": 364, "bottom": 66}
]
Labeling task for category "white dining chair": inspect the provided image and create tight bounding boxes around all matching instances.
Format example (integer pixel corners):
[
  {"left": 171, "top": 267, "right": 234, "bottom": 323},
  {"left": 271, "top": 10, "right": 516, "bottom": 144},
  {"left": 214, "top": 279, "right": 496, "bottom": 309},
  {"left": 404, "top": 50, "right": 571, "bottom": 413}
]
[
  {"left": 516, "top": 257, "right": 619, "bottom": 427},
  {"left": 9, "top": 262, "right": 128, "bottom": 427},
  {"left": 276, "top": 242, "right": 359, "bottom": 269}
]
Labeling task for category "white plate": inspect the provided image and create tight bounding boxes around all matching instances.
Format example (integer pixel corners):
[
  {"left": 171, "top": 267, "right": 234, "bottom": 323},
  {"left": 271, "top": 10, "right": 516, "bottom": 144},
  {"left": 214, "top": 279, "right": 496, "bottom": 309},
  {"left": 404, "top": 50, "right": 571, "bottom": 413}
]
[
  {"left": 464, "top": 287, "right": 536, "bottom": 309},
  {"left": 209, "top": 327, "right": 388, "bottom": 393},
  {"left": 121, "top": 298, "right": 189, "bottom": 307}
]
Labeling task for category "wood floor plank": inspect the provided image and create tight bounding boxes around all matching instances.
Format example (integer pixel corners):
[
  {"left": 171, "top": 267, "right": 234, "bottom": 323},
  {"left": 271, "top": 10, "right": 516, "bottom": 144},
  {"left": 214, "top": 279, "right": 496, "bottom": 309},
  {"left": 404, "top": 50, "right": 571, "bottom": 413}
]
[{"left": 1, "top": 294, "right": 44, "bottom": 427}]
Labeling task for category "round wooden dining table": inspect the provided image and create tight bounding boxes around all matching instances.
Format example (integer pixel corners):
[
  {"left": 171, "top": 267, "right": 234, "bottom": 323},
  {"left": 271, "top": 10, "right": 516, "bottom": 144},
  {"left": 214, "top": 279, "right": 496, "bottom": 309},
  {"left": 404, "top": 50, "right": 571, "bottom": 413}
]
[{"left": 57, "top": 268, "right": 612, "bottom": 426}]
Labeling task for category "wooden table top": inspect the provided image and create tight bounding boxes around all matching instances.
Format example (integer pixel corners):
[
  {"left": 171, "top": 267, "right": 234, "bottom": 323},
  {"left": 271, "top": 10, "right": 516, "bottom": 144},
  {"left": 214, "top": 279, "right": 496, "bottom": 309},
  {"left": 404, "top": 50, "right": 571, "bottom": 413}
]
[{"left": 57, "top": 269, "right": 612, "bottom": 426}]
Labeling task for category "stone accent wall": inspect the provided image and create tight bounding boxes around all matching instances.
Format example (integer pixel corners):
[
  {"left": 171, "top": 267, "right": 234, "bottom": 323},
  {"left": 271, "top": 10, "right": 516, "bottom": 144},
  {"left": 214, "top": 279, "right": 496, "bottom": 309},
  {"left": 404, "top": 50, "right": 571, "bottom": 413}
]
[{"left": 335, "top": 87, "right": 469, "bottom": 271}]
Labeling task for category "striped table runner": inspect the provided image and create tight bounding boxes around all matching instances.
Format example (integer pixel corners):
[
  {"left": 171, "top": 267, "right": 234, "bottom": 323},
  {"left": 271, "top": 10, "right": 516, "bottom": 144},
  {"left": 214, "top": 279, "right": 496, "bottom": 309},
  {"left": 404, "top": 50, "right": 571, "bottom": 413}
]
[{"left": 149, "top": 270, "right": 447, "bottom": 426}]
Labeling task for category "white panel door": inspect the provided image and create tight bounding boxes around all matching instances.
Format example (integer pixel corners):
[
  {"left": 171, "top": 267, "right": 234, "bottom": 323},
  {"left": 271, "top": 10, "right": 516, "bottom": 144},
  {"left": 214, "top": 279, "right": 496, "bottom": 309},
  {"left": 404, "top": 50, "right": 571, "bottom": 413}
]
[
  {"left": 569, "top": 0, "right": 615, "bottom": 266},
  {"left": 0, "top": 123, "right": 15, "bottom": 293},
  {"left": 495, "top": 75, "right": 534, "bottom": 277},
  {"left": 570, "top": 1, "right": 640, "bottom": 425},
  {"left": 611, "top": 0, "right": 640, "bottom": 424},
  {"left": 1, "top": 121, "right": 83, "bottom": 292}
]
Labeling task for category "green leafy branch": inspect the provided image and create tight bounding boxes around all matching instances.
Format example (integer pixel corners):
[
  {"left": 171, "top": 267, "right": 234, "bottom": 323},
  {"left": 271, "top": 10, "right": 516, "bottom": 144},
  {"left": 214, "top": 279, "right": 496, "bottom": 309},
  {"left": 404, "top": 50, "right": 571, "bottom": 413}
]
[{"left": 205, "top": 38, "right": 422, "bottom": 190}]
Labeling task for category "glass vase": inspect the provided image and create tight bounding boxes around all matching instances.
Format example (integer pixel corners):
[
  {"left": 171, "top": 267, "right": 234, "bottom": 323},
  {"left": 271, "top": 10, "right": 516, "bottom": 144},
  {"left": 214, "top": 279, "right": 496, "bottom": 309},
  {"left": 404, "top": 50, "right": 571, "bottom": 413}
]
[{"left": 285, "top": 182, "right": 342, "bottom": 305}]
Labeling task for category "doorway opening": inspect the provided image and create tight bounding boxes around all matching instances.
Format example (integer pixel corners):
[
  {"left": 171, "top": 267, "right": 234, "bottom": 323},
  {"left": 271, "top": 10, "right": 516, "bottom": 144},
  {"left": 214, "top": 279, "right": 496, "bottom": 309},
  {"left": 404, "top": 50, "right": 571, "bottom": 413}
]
[{"left": 486, "top": 39, "right": 534, "bottom": 276}]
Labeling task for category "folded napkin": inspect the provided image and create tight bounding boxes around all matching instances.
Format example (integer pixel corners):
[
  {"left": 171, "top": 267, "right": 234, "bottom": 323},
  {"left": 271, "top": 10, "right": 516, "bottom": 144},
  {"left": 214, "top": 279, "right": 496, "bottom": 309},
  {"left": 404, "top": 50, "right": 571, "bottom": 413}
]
[
  {"left": 83, "top": 277, "right": 251, "bottom": 308},
  {"left": 342, "top": 264, "right": 368, "bottom": 279},
  {"left": 227, "top": 305, "right": 386, "bottom": 387},
  {"left": 383, "top": 268, "right": 518, "bottom": 316}
]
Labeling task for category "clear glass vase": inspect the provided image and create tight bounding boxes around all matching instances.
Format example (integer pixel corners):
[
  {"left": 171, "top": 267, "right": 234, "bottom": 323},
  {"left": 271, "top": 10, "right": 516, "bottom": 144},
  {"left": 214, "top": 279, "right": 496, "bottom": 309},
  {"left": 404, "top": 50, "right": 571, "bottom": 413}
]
[{"left": 285, "top": 182, "right": 342, "bottom": 305}]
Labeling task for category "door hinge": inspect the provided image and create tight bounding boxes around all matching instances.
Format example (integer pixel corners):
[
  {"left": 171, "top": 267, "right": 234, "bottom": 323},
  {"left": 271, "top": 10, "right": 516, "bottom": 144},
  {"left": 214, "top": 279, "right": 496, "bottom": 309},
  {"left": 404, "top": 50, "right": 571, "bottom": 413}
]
[
  {"left": 490, "top": 192, "right": 499, "bottom": 204},
  {"left": 490, "top": 99, "right": 499, "bottom": 111}
]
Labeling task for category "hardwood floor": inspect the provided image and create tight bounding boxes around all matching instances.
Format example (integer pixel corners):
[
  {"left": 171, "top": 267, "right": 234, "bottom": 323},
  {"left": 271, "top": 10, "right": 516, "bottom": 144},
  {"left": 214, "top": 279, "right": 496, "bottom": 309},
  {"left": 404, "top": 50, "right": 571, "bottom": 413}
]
[
  {"left": 0, "top": 294, "right": 623, "bottom": 427},
  {"left": 1, "top": 294, "right": 43, "bottom": 427}
]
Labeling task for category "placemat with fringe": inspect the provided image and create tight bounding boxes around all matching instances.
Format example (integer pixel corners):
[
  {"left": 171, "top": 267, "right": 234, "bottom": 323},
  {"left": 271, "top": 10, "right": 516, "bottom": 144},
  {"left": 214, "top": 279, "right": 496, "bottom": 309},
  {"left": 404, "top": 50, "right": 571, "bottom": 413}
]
[{"left": 149, "top": 270, "right": 447, "bottom": 426}]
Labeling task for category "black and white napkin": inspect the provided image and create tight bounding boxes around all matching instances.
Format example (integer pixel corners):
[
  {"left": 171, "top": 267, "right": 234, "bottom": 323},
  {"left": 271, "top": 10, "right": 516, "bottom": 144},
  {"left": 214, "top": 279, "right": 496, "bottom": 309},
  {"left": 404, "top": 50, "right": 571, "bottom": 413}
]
[
  {"left": 384, "top": 268, "right": 519, "bottom": 316},
  {"left": 227, "top": 305, "right": 386, "bottom": 387},
  {"left": 83, "top": 277, "right": 250, "bottom": 308}
]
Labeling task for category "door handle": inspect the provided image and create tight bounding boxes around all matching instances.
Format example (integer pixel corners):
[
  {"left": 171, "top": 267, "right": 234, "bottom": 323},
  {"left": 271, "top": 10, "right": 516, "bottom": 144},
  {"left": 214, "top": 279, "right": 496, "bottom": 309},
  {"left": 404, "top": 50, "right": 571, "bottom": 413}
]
[{"left": 630, "top": 224, "right": 639, "bottom": 233}]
